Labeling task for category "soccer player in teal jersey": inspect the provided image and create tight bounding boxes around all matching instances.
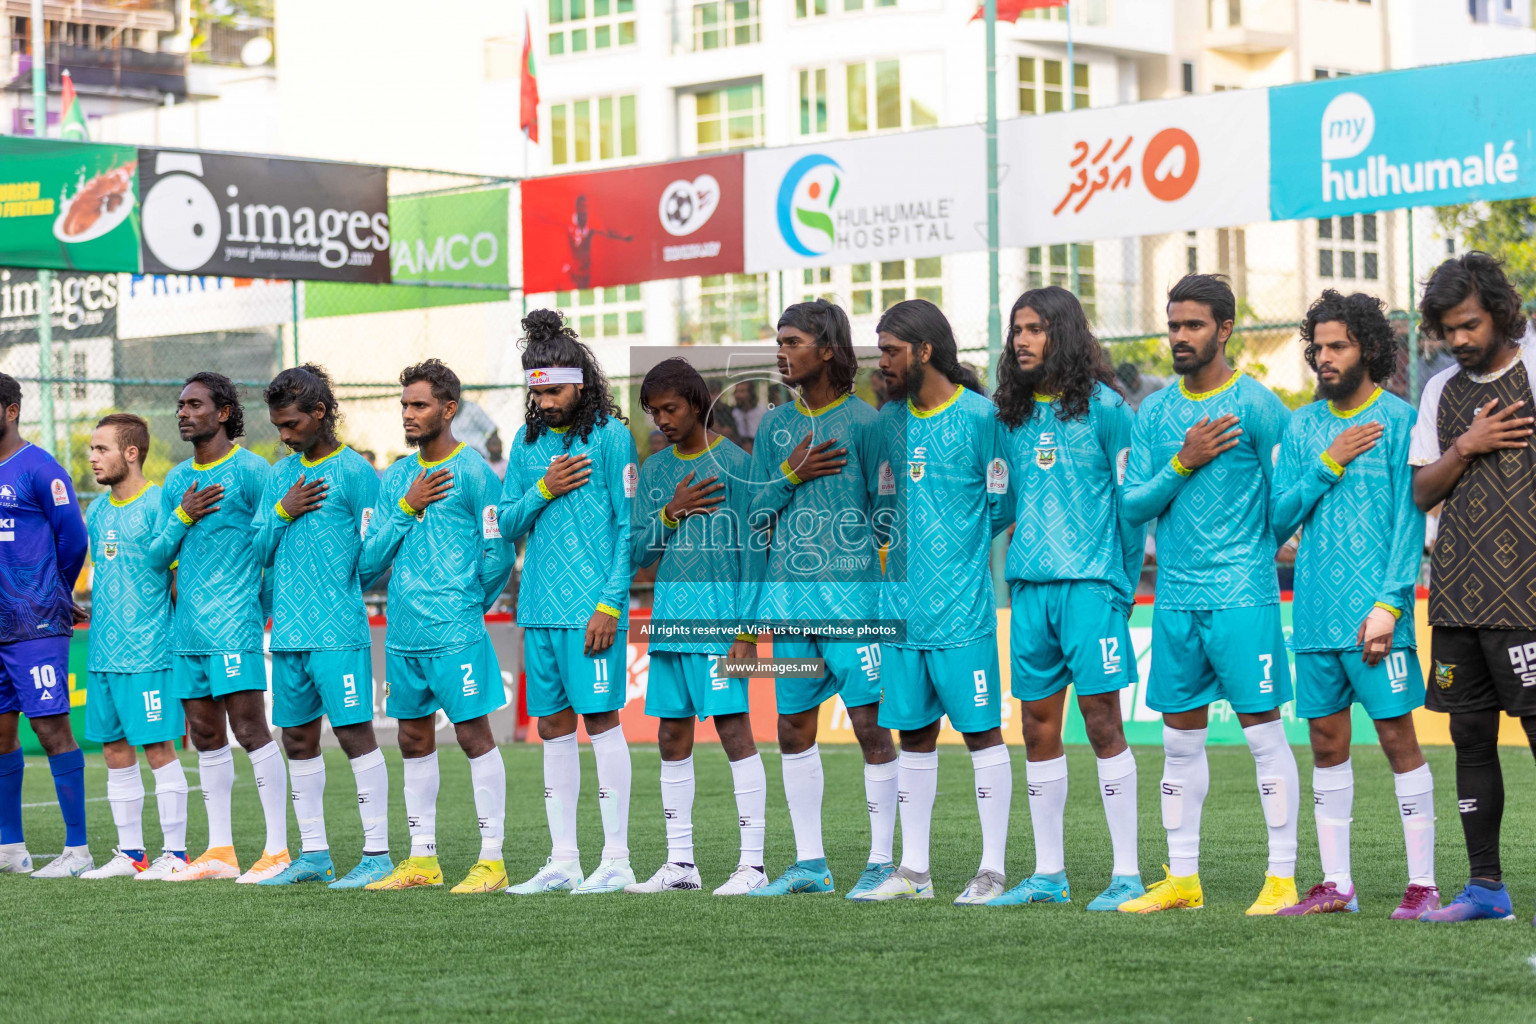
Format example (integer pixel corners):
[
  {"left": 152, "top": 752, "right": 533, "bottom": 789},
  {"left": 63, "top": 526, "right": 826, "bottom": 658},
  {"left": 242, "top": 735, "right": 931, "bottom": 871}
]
[
  {"left": 79, "top": 415, "right": 191, "bottom": 881},
  {"left": 155, "top": 373, "right": 292, "bottom": 884},
  {"left": 745, "top": 300, "right": 897, "bottom": 900},
  {"left": 249, "top": 365, "right": 393, "bottom": 889},
  {"left": 1271, "top": 291, "right": 1437, "bottom": 919},
  {"left": 624, "top": 358, "right": 769, "bottom": 896},
  {"left": 988, "top": 287, "right": 1146, "bottom": 911},
  {"left": 359, "top": 359, "right": 515, "bottom": 894},
  {"left": 498, "top": 310, "right": 639, "bottom": 895},
  {"left": 852, "top": 300, "right": 1015, "bottom": 905},
  {"left": 1118, "top": 275, "right": 1301, "bottom": 916}
]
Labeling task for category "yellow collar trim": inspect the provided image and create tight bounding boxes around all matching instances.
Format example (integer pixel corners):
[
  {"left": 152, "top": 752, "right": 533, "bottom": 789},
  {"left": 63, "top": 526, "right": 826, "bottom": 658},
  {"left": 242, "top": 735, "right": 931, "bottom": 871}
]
[
  {"left": 1180, "top": 370, "right": 1243, "bottom": 402},
  {"left": 674, "top": 434, "right": 725, "bottom": 461},
  {"left": 301, "top": 444, "right": 348, "bottom": 468},
  {"left": 1329, "top": 387, "right": 1383, "bottom": 419},
  {"left": 193, "top": 444, "right": 242, "bottom": 471},
  {"left": 550, "top": 425, "right": 570, "bottom": 434},
  {"left": 109, "top": 482, "right": 151, "bottom": 507},
  {"left": 1033, "top": 393, "right": 1057, "bottom": 402},
  {"left": 909, "top": 384, "right": 964, "bottom": 419},
  {"left": 416, "top": 441, "right": 465, "bottom": 469},
  {"left": 795, "top": 392, "right": 850, "bottom": 417}
]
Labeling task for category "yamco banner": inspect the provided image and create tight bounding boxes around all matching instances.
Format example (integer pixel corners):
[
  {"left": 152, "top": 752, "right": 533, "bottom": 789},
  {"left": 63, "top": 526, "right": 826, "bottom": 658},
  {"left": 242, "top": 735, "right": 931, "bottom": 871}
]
[
  {"left": 0, "top": 138, "right": 141, "bottom": 273},
  {"left": 137, "top": 149, "right": 391, "bottom": 283},
  {"left": 521, "top": 155, "right": 744, "bottom": 292}
]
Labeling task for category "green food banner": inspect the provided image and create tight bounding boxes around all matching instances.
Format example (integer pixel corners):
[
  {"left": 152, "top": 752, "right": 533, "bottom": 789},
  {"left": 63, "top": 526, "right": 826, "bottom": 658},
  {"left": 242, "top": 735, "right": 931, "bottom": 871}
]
[
  {"left": 306, "top": 186, "right": 509, "bottom": 317},
  {"left": 0, "top": 138, "right": 142, "bottom": 273}
]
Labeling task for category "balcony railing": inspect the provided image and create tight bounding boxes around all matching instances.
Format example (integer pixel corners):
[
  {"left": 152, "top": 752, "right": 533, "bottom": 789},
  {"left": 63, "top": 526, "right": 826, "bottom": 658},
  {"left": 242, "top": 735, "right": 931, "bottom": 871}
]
[{"left": 8, "top": 43, "right": 186, "bottom": 98}]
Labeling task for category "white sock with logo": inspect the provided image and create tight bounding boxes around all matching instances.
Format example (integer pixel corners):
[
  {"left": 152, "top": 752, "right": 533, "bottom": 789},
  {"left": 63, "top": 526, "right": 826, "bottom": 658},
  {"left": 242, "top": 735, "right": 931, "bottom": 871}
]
[
  {"left": 288, "top": 755, "right": 328, "bottom": 853},
  {"left": 1244, "top": 719, "right": 1299, "bottom": 878},
  {"left": 1394, "top": 763, "right": 1436, "bottom": 887},
  {"left": 151, "top": 759, "right": 189, "bottom": 853},
  {"left": 246, "top": 741, "right": 289, "bottom": 855},
  {"left": 543, "top": 732, "right": 580, "bottom": 862},
  {"left": 590, "top": 725, "right": 631, "bottom": 861},
  {"left": 1313, "top": 760, "right": 1353, "bottom": 890},
  {"left": 348, "top": 748, "right": 389, "bottom": 854},
  {"left": 469, "top": 748, "right": 506, "bottom": 861},
  {"left": 864, "top": 759, "right": 898, "bottom": 865},
  {"left": 973, "top": 744, "right": 1013, "bottom": 876},
  {"left": 897, "top": 750, "right": 939, "bottom": 876},
  {"left": 781, "top": 744, "right": 825, "bottom": 863},
  {"left": 402, "top": 750, "right": 439, "bottom": 859},
  {"left": 1161, "top": 726, "right": 1208, "bottom": 877},
  {"left": 1096, "top": 748, "right": 1140, "bottom": 878},
  {"left": 730, "top": 752, "right": 767, "bottom": 869},
  {"left": 106, "top": 765, "right": 145, "bottom": 853},
  {"left": 197, "top": 745, "right": 235, "bottom": 850},
  {"left": 1025, "top": 754, "right": 1068, "bottom": 876},
  {"left": 660, "top": 756, "right": 695, "bottom": 864}
]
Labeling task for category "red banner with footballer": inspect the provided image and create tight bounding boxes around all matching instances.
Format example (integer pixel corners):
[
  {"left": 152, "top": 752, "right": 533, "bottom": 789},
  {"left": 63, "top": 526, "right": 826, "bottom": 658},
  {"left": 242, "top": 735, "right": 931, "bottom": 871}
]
[{"left": 521, "top": 154, "right": 743, "bottom": 292}]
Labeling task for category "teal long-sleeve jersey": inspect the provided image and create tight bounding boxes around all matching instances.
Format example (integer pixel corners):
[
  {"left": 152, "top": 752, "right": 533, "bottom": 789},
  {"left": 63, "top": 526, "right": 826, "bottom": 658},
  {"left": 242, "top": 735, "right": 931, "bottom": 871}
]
[{"left": 85, "top": 484, "right": 176, "bottom": 673}]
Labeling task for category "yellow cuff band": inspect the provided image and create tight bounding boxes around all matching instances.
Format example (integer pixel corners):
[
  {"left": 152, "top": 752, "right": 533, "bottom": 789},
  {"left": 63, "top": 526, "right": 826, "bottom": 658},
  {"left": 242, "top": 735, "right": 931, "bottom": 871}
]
[
  {"left": 537, "top": 478, "right": 555, "bottom": 501},
  {"left": 659, "top": 506, "right": 680, "bottom": 529},
  {"left": 398, "top": 497, "right": 420, "bottom": 517},
  {"left": 274, "top": 500, "right": 294, "bottom": 523},
  {"left": 735, "top": 633, "right": 758, "bottom": 644},
  {"left": 595, "top": 603, "right": 621, "bottom": 619},
  {"left": 1373, "top": 601, "right": 1403, "bottom": 620},
  {"left": 1320, "top": 452, "right": 1345, "bottom": 477},
  {"left": 173, "top": 504, "right": 194, "bottom": 526},
  {"left": 1170, "top": 455, "right": 1192, "bottom": 478},
  {"left": 780, "top": 459, "right": 803, "bottom": 486}
]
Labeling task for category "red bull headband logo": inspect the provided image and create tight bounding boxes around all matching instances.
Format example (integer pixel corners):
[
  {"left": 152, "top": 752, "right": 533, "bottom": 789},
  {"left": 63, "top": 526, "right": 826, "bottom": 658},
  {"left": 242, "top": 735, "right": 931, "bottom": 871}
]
[{"left": 525, "top": 367, "right": 584, "bottom": 387}]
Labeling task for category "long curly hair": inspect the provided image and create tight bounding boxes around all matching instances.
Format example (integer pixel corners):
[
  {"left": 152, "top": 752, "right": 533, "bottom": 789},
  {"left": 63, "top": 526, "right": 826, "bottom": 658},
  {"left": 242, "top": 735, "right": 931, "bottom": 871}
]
[
  {"left": 994, "top": 286, "right": 1119, "bottom": 427},
  {"left": 185, "top": 370, "right": 244, "bottom": 439},
  {"left": 874, "top": 299, "right": 985, "bottom": 394},
  {"left": 1301, "top": 290, "right": 1397, "bottom": 384},
  {"left": 1420, "top": 250, "right": 1528, "bottom": 346},
  {"left": 264, "top": 363, "right": 340, "bottom": 444},
  {"left": 520, "top": 308, "right": 626, "bottom": 447}
]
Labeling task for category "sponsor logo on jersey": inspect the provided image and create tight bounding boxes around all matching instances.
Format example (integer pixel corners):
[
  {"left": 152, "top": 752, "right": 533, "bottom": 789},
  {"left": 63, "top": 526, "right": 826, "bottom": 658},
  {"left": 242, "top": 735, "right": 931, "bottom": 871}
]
[
  {"left": 877, "top": 460, "right": 896, "bottom": 496},
  {"left": 623, "top": 462, "right": 639, "bottom": 498},
  {"left": 360, "top": 506, "right": 373, "bottom": 539},
  {"left": 0, "top": 484, "right": 15, "bottom": 505},
  {"left": 0, "top": 517, "right": 13, "bottom": 542},
  {"left": 1035, "top": 431, "right": 1057, "bottom": 469},
  {"left": 482, "top": 504, "right": 501, "bottom": 540},
  {"left": 51, "top": 478, "right": 68, "bottom": 506},
  {"left": 1116, "top": 447, "right": 1130, "bottom": 486},
  {"left": 986, "top": 457, "right": 1009, "bottom": 493},
  {"left": 104, "top": 542, "right": 118, "bottom": 561},
  {"left": 1433, "top": 661, "right": 1454, "bottom": 689}
]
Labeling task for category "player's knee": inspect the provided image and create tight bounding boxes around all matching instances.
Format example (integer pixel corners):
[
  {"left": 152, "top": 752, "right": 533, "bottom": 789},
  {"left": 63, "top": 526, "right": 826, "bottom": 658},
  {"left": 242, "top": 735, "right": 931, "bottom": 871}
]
[
  {"left": 715, "top": 715, "right": 757, "bottom": 760},
  {"left": 1448, "top": 711, "right": 1500, "bottom": 760},
  {"left": 536, "top": 712, "right": 576, "bottom": 742},
  {"left": 33, "top": 715, "right": 77, "bottom": 756},
  {"left": 777, "top": 712, "right": 816, "bottom": 754},
  {"left": 230, "top": 720, "right": 272, "bottom": 752}
]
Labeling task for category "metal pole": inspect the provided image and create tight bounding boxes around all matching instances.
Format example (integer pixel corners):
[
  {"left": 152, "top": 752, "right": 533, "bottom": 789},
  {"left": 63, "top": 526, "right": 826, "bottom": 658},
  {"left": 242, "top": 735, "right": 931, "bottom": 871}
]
[
  {"left": 1066, "top": 2, "right": 1079, "bottom": 298},
  {"left": 985, "top": 0, "right": 1001, "bottom": 379},
  {"left": 290, "top": 280, "right": 301, "bottom": 366},
  {"left": 31, "top": 0, "right": 55, "bottom": 456},
  {"left": 1407, "top": 207, "right": 1419, "bottom": 402}
]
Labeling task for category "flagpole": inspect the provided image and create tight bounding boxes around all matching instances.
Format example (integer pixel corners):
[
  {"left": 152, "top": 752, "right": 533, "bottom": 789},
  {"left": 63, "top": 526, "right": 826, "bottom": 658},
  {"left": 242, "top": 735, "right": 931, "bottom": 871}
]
[
  {"left": 31, "top": 0, "right": 56, "bottom": 457},
  {"left": 985, "top": 0, "right": 1000, "bottom": 378},
  {"left": 1066, "top": 1, "right": 1079, "bottom": 299}
]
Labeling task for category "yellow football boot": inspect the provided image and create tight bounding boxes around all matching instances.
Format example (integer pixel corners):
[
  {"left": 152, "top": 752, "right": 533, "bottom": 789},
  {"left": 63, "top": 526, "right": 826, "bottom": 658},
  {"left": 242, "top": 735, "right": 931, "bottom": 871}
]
[
  {"left": 1117, "top": 866, "right": 1204, "bottom": 913},
  {"left": 364, "top": 855, "right": 444, "bottom": 891},
  {"left": 450, "top": 859, "right": 509, "bottom": 894},
  {"left": 1246, "top": 874, "right": 1298, "bottom": 916}
]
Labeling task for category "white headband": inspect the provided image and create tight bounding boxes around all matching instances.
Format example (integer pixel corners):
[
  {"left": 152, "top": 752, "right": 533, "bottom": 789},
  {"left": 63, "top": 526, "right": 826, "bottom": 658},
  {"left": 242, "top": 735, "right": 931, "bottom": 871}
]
[{"left": 525, "top": 367, "right": 583, "bottom": 387}]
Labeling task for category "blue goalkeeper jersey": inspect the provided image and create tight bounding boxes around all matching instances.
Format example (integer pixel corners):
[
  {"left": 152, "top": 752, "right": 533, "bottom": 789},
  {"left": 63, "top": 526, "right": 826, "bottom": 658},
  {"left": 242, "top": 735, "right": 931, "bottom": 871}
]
[
  {"left": 252, "top": 445, "right": 379, "bottom": 652},
  {"left": 362, "top": 442, "right": 513, "bottom": 654},
  {"left": 159, "top": 444, "right": 271, "bottom": 655},
  {"left": 0, "top": 442, "right": 87, "bottom": 644},
  {"left": 1123, "top": 371, "right": 1290, "bottom": 611},
  {"left": 632, "top": 436, "right": 758, "bottom": 655},
  {"left": 878, "top": 385, "right": 1011, "bottom": 650},
  {"left": 747, "top": 393, "right": 883, "bottom": 627},
  {"left": 499, "top": 416, "right": 637, "bottom": 631},
  {"left": 85, "top": 485, "right": 176, "bottom": 673},
  {"left": 1002, "top": 384, "right": 1144, "bottom": 609},
  {"left": 1273, "top": 388, "right": 1421, "bottom": 652}
]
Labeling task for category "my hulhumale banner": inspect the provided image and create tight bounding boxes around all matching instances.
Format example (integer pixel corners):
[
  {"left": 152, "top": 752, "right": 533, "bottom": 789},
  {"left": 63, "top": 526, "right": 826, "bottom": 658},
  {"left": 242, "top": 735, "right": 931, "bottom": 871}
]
[{"left": 1269, "top": 53, "right": 1536, "bottom": 221}]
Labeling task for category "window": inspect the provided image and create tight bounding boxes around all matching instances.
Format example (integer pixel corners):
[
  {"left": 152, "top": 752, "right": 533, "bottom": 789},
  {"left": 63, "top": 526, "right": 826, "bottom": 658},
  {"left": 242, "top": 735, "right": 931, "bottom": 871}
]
[
  {"left": 1317, "top": 214, "right": 1379, "bottom": 281},
  {"left": 798, "top": 68, "right": 828, "bottom": 136},
  {"left": 796, "top": 0, "right": 896, "bottom": 16},
  {"left": 694, "top": 83, "right": 764, "bottom": 153},
  {"left": 549, "top": 94, "right": 638, "bottom": 166},
  {"left": 691, "top": 1, "right": 759, "bottom": 51},
  {"left": 1312, "top": 67, "right": 1354, "bottom": 79},
  {"left": 1018, "top": 58, "right": 1088, "bottom": 115},
  {"left": 842, "top": 56, "right": 939, "bottom": 134},
  {"left": 1181, "top": 61, "right": 1195, "bottom": 94},
  {"left": 849, "top": 258, "right": 942, "bottom": 315},
  {"left": 1025, "top": 247, "right": 1094, "bottom": 320},
  {"left": 555, "top": 285, "right": 645, "bottom": 339},
  {"left": 697, "top": 274, "right": 769, "bottom": 343},
  {"left": 548, "top": 0, "right": 637, "bottom": 57}
]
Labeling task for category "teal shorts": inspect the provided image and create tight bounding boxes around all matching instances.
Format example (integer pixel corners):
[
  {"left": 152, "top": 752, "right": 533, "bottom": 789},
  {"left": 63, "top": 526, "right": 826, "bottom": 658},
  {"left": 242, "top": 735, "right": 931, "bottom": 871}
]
[
  {"left": 772, "top": 636, "right": 883, "bottom": 715},
  {"left": 172, "top": 651, "right": 266, "bottom": 701},
  {"left": 1295, "top": 648, "right": 1423, "bottom": 721},
  {"left": 877, "top": 634, "right": 1002, "bottom": 734},
  {"left": 84, "top": 669, "right": 183, "bottom": 746},
  {"left": 1009, "top": 580, "right": 1136, "bottom": 703},
  {"left": 384, "top": 636, "right": 504, "bottom": 724},
  {"left": 523, "top": 627, "right": 628, "bottom": 718},
  {"left": 646, "top": 651, "right": 750, "bottom": 722},
  {"left": 1148, "top": 605, "right": 1292, "bottom": 715},
  {"left": 271, "top": 648, "right": 375, "bottom": 729}
]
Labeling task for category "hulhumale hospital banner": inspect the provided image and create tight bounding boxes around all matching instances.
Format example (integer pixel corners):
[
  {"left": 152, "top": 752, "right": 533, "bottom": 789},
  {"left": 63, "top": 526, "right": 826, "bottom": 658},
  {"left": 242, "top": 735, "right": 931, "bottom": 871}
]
[{"left": 1269, "top": 53, "right": 1536, "bottom": 221}]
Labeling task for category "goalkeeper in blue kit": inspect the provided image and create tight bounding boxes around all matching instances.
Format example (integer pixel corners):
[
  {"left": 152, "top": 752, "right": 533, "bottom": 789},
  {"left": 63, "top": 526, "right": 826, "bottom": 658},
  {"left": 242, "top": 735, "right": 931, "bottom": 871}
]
[
  {"left": 499, "top": 310, "right": 639, "bottom": 896},
  {"left": 360, "top": 359, "right": 515, "bottom": 894}
]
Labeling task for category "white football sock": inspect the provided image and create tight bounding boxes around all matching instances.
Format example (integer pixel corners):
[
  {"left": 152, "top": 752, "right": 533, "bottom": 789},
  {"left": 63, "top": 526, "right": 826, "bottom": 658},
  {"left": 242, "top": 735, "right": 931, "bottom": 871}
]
[
  {"left": 1096, "top": 748, "right": 1140, "bottom": 878},
  {"left": 864, "top": 758, "right": 898, "bottom": 865},
  {"left": 973, "top": 744, "right": 1013, "bottom": 876},
  {"left": 1161, "top": 726, "right": 1208, "bottom": 877},
  {"left": 106, "top": 765, "right": 145, "bottom": 853},
  {"left": 348, "top": 748, "right": 390, "bottom": 854},
  {"left": 590, "top": 726, "right": 632, "bottom": 861},
  {"left": 1394, "top": 763, "right": 1436, "bottom": 887},
  {"left": 660, "top": 756, "right": 696, "bottom": 864},
  {"left": 1244, "top": 719, "right": 1299, "bottom": 877},
  {"left": 1313, "top": 760, "right": 1353, "bottom": 889},
  {"left": 1026, "top": 753, "right": 1068, "bottom": 876},
  {"left": 543, "top": 732, "right": 580, "bottom": 861},
  {"left": 247, "top": 741, "right": 289, "bottom": 854},
  {"left": 288, "top": 755, "right": 328, "bottom": 853},
  {"left": 897, "top": 749, "right": 939, "bottom": 876},
  {"left": 197, "top": 745, "right": 235, "bottom": 850},
  {"left": 469, "top": 748, "right": 506, "bottom": 861},
  {"left": 151, "top": 759, "right": 188, "bottom": 853},
  {"left": 402, "top": 750, "right": 440, "bottom": 859},
  {"left": 781, "top": 744, "right": 825, "bottom": 862},
  {"left": 730, "top": 752, "right": 767, "bottom": 868}
]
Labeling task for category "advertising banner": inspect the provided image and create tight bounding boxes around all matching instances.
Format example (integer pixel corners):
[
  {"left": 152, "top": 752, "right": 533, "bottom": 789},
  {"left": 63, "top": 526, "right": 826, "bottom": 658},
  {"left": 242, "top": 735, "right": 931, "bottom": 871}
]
[
  {"left": 0, "top": 138, "right": 141, "bottom": 273},
  {"left": 1270, "top": 53, "right": 1536, "bottom": 221},
  {"left": 0, "top": 268, "right": 118, "bottom": 346},
  {"left": 521, "top": 155, "right": 743, "bottom": 292},
  {"left": 743, "top": 125, "right": 987, "bottom": 272},
  {"left": 306, "top": 186, "right": 510, "bottom": 318},
  {"left": 116, "top": 273, "right": 292, "bottom": 340},
  {"left": 1000, "top": 89, "right": 1270, "bottom": 247},
  {"left": 137, "top": 148, "right": 390, "bottom": 283}
]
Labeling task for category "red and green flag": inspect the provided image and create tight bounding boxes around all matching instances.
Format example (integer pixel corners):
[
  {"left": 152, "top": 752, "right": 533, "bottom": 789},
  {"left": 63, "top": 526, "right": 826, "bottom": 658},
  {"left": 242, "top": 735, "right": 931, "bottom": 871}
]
[
  {"left": 520, "top": 12, "right": 539, "bottom": 143},
  {"left": 59, "top": 70, "right": 89, "bottom": 141},
  {"left": 970, "top": 0, "right": 1068, "bottom": 22}
]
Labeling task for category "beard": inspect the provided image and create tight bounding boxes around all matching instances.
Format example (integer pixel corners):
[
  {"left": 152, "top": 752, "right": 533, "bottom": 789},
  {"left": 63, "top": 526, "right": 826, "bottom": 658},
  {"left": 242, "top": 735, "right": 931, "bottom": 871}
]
[
  {"left": 1454, "top": 339, "right": 1509, "bottom": 374},
  {"left": 405, "top": 422, "right": 441, "bottom": 449},
  {"left": 1171, "top": 334, "right": 1221, "bottom": 376},
  {"left": 886, "top": 360, "right": 926, "bottom": 401},
  {"left": 1316, "top": 360, "right": 1367, "bottom": 402},
  {"left": 94, "top": 459, "right": 128, "bottom": 487}
]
